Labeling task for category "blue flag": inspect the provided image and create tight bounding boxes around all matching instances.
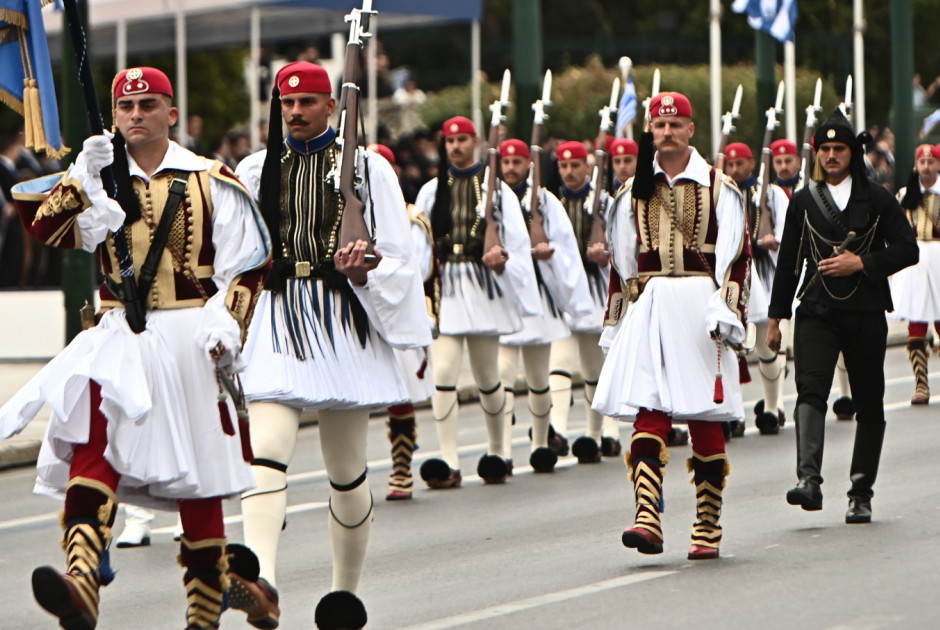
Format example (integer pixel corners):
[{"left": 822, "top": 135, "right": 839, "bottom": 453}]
[
  {"left": 731, "top": 0, "right": 798, "bottom": 44},
  {"left": 0, "top": 0, "right": 66, "bottom": 157},
  {"left": 615, "top": 74, "right": 637, "bottom": 138}
]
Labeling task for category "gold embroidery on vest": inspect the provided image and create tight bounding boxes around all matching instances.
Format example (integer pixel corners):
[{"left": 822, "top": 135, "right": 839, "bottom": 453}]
[{"left": 101, "top": 170, "right": 214, "bottom": 310}]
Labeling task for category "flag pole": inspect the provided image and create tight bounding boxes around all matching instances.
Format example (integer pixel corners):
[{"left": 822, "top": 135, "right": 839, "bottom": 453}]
[
  {"left": 60, "top": 0, "right": 146, "bottom": 333},
  {"left": 852, "top": 0, "right": 866, "bottom": 133}
]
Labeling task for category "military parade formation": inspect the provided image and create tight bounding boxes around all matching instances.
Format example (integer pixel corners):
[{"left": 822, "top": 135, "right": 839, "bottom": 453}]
[{"left": 0, "top": 1, "right": 937, "bottom": 629}]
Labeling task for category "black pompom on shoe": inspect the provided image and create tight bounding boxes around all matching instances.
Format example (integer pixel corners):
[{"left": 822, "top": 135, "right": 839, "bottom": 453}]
[
  {"left": 529, "top": 447, "right": 558, "bottom": 473},
  {"left": 477, "top": 454, "right": 509, "bottom": 484},
  {"left": 833, "top": 396, "right": 855, "bottom": 420},
  {"left": 315, "top": 591, "right": 367, "bottom": 630},
  {"left": 420, "top": 458, "right": 461, "bottom": 489},
  {"left": 571, "top": 436, "right": 601, "bottom": 463}
]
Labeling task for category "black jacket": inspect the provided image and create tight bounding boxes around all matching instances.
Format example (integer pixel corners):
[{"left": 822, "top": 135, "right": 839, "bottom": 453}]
[{"left": 769, "top": 177, "right": 918, "bottom": 317}]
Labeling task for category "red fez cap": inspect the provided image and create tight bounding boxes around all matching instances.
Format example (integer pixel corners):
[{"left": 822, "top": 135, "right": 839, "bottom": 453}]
[
  {"left": 499, "top": 139, "right": 530, "bottom": 159},
  {"left": 770, "top": 139, "right": 798, "bottom": 156},
  {"left": 276, "top": 61, "right": 332, "bottom": 96},
  {"left": 369, "top": 144, "right": 396, "bottom": 166},
  {"left": 556, "top": 140, "right": 588, "bottom": 162},
  {"left": 725, "top": 142, "right": 753, "bottom": 160},
  {"left": 113, "top": 67, "right": 173, "bottom": 99},
  {"left": 914, "top": 144, "right": 940, "bottom": 161},
  {"left": 610, "top": 138, "right": 638, "bottom": 157},
  {"left": 649, "top": 92, "right": 692, "bottom": 119},
  {"left": 442, "top": 116, "right": 476, "bottom": 137}
]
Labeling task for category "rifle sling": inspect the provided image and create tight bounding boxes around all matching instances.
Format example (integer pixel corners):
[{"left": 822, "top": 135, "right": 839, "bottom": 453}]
[{"left": 136, "top": 174, "right": 188, "bottom": 298}]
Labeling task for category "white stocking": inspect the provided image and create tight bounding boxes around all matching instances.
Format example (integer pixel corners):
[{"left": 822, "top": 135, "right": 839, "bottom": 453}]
[
  {"left": 431, "top": 335, "right": 464, "bottom": 469},
  {"left": 240, "top": 402, "right": 301, "bottom": 587},
  {"left": 319, "top": 409, "right": 372, "bottom": 593}
]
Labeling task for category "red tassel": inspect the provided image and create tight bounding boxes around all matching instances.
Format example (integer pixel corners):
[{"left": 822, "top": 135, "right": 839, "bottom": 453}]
[
  {"left": 713, "top": 375, "right": 724, "bottom": 404},
  {"left": 738, "top": 356, "right": 752, "bottom": 384},
  {"left": 238, "top": 413, "right": 254, "bottom": 462},
  {"left": 416, "top": 358, "right": 428, "bottom": 380},
  {"left": 218, "top": 396, "right": 236, "bottom": 435}
]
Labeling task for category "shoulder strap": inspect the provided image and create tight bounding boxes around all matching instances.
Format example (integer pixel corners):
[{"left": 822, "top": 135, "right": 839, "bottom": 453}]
[
  {"left": 808, "top": 181, "right": 848, "bottom": 237},
  {"left": 137, "top": 174, "right": 188, "bottom": 298}
]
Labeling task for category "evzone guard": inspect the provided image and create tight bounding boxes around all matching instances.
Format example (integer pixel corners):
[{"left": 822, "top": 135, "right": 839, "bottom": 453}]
[
  {"left": 415, "top": 113, "right": 540, "bottom": 488},
  {"left": 722, "top": 141, "right": 790, "bottom": 435},
  {"left": 0, "top": 67, "right": 271, "bottom": 629},
  {"left": 497, "top": 137, "right": 592, "bottom": 473},
  {"left": 893, "top": 143, "right": 940, "bottom": 405},
  {"left": 233, "top": 59, "right": 431, "bottom": 628},
  {"left": 551, "top": 140, "right": 623, "bottom": 463},
  {"left": 594, "top": 92, "right": 751, "bottom": 560},
  {"left": 369, "top": 142, "right": 438, "bottom": 501}
]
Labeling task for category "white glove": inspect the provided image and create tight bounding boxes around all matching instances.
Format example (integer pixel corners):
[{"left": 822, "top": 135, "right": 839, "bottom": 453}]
[
  {"left": 79, "top": 133, "right": 115, "bottom": 173},
  {"left": 195, "top": 293, "right": 246, "bottom": 372}
]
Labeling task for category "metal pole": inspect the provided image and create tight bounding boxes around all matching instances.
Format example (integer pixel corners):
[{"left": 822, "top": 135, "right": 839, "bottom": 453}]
[
  {"left": 853, "top": 0, "right": 866, "bottom": 133},
  {"left": 60, "top": 0, "right": 95, "bottom": 342},
  {"left": 891, "top": 0, "right": 914, "bottom": 188},
  {"left": 709, "top": 0, "right": 722, "bottom": 159},
  {"left": 175, "top": 7, "right": 188, "bottom": 148},
  {"left": 116, "top": 18, "right": 127, "bottom": 73},
  {"left": 512, "top": 0, "right": 541, "bottom": 140},
  {"left": 784, "top": 40, "right": 796, "bottom": 140},
  {"left": 249, "top": 7, "right": 260, "bottom": 151}
]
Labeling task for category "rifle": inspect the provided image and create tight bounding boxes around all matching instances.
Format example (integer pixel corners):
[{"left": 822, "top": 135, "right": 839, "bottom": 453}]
[
  {"left": 714, "top": 84, "right": 743, "bottom": 173},
  {"left": 796, "top": 78, "right": 823, "bottom": 192},
  {"left": 482, "top": 69, "right": 512, "bottom": 264},
  {"left": 587, "top": 76, "right": 620, "bottom": 251},
  {"left": 61, "top": 0, "right": 146, "bottom": 333},
  {"left": 335, "top": 0, "right": 377, "bottom": 261},
  {"left": 527, "top": 70, "right": 552, "bottom": 249},
  {"left": 756, "top": 81, "right": 785, "bottom": 243}
]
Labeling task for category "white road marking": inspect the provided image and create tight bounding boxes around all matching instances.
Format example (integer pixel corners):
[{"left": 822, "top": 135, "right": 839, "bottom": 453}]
[
  {"left": 396, "top": 570, "right": 676, "bottom": 630},
  {"left": 823, "top": 616, "right": 906, "bottom": 630}
]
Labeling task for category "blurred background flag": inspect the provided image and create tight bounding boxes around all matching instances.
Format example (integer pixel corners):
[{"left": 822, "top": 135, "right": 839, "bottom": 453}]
[
  {"left": 920, "top": 108, "right": 940, "bottom": 139},
  {"left": 0, "top": 0, "right": 66, "bottom": 157},
  {"left": 615, "top": 73, "right": 637, "bottom": 138},
  {"left": 731, "top": 0, "right": 798, "bottom": 44}
]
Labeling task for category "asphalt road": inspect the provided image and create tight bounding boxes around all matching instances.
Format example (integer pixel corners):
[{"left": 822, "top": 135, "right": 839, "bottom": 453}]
[{"left": 1, "top": 344, "right": 938, "bottom": 629}]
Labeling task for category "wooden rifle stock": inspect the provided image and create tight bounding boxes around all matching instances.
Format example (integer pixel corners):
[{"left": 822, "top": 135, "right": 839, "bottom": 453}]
[
  {"left": 588, "top": 136, "right": 609, "bottom": 251},
  {"left": 528, "top": 119, "right": 548, "bottom": 248},
  {"left": 757, "top": 125, "right": 775, "bottom": 241},
  {"left": 482, "top": 122, "right": 503, "bottom": 253},
  {"left": 336, "top": 2, "right": 374, "bottom": 255}
]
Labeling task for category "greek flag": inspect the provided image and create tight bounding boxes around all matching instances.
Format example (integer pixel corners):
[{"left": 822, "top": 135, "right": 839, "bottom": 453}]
[
  {"left": 0, "top": 0, "right": 65, "bottom": 157},
  {"left": 921, "top": 109, "right": 940, "bottom": 139},
  {"left": 731, "top": 0, "right": 798, "bottom": 44},
  {"left": 615, "top": 74, "right": 637, "bottom": 138}
]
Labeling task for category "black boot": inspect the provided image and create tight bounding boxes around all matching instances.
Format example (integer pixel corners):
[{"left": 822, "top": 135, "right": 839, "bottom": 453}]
[
  {"left": 786, "top": 404, "right": 825, "bottom": 511},
  {"left": 845, "top": 420, "right": 886, "bottom": 524}
]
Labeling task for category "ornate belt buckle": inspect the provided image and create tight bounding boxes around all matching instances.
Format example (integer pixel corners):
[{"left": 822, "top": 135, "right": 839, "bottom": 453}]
[
  {"left": 295, "top": 261, "right": 311, "bottom": 278},
  {"left": 452, "top": 243, "right": 464, "bottom": 255}
]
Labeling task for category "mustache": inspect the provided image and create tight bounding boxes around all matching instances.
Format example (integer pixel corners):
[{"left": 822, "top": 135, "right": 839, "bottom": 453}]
[{"left": 288, "top": 117, "right": 308, "bottom": 126}]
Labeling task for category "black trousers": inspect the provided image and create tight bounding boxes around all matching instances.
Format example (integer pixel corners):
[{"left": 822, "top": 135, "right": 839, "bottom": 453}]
[{"left": 793, "top": 302, "right": 887, "bottom": 425}]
